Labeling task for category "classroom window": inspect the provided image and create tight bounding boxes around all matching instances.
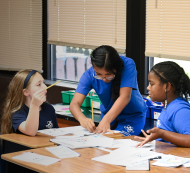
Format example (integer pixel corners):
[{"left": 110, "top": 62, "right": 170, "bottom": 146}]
[
  {"left": 53, "top": 45, "right": 92, "bottom": 82},
  {"left": 50, "top": 45, "right": 126, "bottom": 82},
  {"left": 47, "top": 0, "right": 126, "bottom": 82}
]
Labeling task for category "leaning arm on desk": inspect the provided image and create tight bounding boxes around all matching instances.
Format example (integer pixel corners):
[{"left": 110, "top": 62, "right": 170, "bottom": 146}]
[
  {"left": 135, "top": 128, "right": 190, "bottom": 148},
  {"left": 94, "top": 87, "right": 132, "bottom": 134},
  {"left": 135, "top": 108, "right": 190, "bottom": 147},
  {"left": 70, "top": 87, "right": 132, "bottom": 133}
]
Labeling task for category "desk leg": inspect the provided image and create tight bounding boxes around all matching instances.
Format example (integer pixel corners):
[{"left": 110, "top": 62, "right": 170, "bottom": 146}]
[{"left": 1, "top": 139, "right": 7, "bottom": 173}]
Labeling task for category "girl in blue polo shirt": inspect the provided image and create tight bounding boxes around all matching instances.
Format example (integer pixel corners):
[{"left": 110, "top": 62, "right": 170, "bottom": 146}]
[
  {"left": 135, "top": 61, "right": 190, "bottom": 147},
  {"left": 70, "top": 45, "right": 147, "bottom": 136},
  {"left": 1, "top": 69, "right": 58, "bottom": 136}
]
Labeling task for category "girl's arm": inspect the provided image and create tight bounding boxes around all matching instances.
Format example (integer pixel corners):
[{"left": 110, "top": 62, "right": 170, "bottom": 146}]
[
  {"left": 135, "top": 128, "right": 190, "bottom": 147},
  {"left": 94, "top": 87, "right": 132, "bottom": 133},
  {"left": 69, "top": 92, "right": 96, "bottom": 132},
  {"left": 18, "top": 89, "right": 46, "bottom": 136}
]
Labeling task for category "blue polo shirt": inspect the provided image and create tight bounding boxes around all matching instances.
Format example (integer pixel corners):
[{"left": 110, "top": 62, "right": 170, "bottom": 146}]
[
  {"left": 12, "top": 102, "right": 59, "bottom": 133},
  {"left": 76, "top": 56, "right": 147, "bottom": 136},
  {"left": 156, "top": 97, "right": 190, "bottom": 143}
]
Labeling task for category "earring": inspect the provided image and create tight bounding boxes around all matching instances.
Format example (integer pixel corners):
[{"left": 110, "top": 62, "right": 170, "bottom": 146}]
[
  {"left": 164, "top": 99, "right": 167, "bottom": 110},
  {"left": 164, "top": 88, "right": 167, "bottom": 111}
]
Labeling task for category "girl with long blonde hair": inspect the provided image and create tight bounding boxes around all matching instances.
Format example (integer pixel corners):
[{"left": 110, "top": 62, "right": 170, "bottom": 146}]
[{"left": 1, "top": 69, "right": 58, "bottom": 136}]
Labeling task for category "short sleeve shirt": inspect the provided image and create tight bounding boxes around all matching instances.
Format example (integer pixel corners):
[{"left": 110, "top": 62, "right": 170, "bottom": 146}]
[
  {"left": 76, "top": 56, "right": 147, "bottom": 120},
  {"left": 156, "top": 97, "right": 190, "bottom": 142},
  {"left": 11, "top": 102, "right": 59, "bottom": 133}
]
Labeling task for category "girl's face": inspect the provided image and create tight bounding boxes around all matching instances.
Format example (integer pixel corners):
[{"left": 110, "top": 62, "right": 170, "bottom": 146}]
[
  {"left": 26, "top": 73, "right": 47, "bottom": 100},
  {"left": 93, "top": 66, "right": 115, "bottom": 83},
  {"left": 147, "top": 71, "right": 166, "bottom": 102}
]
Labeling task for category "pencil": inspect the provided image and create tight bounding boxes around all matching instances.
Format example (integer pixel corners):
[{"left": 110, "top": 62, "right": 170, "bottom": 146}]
[
  {"left": 45, "top": 81, "right": 61, "bottom": 90},
  {"left": 91, "top": 99, "right": 94, "bottom": 122}
]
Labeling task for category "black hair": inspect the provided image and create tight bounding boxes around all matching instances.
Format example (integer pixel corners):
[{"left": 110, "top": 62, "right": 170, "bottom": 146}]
[
  {"left": 151, "top": 61, "right": 190, "bottom": 100},
  {"left": 91, "top": 45, "right": 124, "bottom": 102}
]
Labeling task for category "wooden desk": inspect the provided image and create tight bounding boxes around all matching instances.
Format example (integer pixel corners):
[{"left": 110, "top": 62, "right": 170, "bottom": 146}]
[
  {"left": 2, "top": 136, "right": 190, "bottom": 173},
  {"left": 0, "top": 133, "right": 56, "bottom": 173},
  {"left": 0, "top": 133, "right": 55, "bottom": 149},
  {"left": 0, "top": 131, "right": 123, "bottom": 173}
]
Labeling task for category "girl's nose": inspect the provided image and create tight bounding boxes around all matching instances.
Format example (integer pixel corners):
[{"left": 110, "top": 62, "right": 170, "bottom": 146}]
[
  {"left": 43, "top": 83, "right": 47, "bottom": 89},
  {"left": 147, "top": 84, "right": 150, "bottom": 91}
]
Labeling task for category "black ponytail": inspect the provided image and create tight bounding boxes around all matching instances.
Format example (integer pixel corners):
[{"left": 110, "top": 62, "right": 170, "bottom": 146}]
[
  {"left": 91, "top": 45, "right": 124, "bottom": 102},
  {"left": 151, "top": 61, "right": 190, "bottom": 100}
]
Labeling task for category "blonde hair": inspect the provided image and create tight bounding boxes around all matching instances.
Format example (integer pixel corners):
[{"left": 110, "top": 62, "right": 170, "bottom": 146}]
[{"left": 1, "top": 69, "right": 39, "bottom": 134}]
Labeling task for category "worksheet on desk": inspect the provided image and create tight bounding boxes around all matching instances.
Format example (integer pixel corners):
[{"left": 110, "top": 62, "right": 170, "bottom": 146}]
[
  {"left": 38, "top": 125, "right": 93, "bottom": 137},
  {"left": 92, "top": 146, "right": 163, "bottom": 166},
  {"left": 12, "top": 152, "right": 61, "bottom": 166},
  {"left": 50, "top": 134, "right": 114, "bottom": 149},
  {"left": 46, "top": 146, "right": 80, "bottom": 159}
]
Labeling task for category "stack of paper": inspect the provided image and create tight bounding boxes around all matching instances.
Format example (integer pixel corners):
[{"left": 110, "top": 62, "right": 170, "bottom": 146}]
[
  {"left": 38, "top": 126, "right": 93, "bottom": 137},
  {"left": 92, "top": 146, "right": 162, "bottom": 166},
  {"left": 50, "top": 134, "right": 114, "bottom": 149},
  {"left": 126, "top": 160, "right": 150, "bottom": 170},
  {"left": 152, "top": 155, "right": 190, "bottom": 167}
]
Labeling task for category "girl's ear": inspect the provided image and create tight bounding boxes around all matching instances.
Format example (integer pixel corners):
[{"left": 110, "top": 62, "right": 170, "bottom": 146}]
[
  {"left": 165, "top": 82, "right": 172, "bottom": 92},
  {"left": 23, "top": 89, "right": 29, "bottom": 97}
]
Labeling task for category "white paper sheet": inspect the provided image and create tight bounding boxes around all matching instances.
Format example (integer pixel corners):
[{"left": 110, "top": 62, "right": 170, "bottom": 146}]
[
  {"left": 50, "top": 134, "right": 114, "bottom": 149},
  {"left": 126, "top": 159, "right": 150, "bottom": 170},
  {"left": 38, "top": 126, "right": 93, "bottom": 137},
  {"left": 45, "top": 146, "right": 80, "bottom": 159},
  {"left": 92, "top": 146, "right": 162, "bottom": 166},
  {"left": 12, "top": 152, "right": 61, "bottom": 166},
  {"left": 152, "top": 154, "right": 190, "bottom": 167},
  {"left": 183, "top": 160, "right": 190, "bottom": 167}
]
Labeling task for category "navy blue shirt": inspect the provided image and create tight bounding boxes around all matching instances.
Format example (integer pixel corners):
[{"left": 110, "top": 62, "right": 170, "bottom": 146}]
[{"left": 11, "top": 102, "right": 59, "bottom": 133}]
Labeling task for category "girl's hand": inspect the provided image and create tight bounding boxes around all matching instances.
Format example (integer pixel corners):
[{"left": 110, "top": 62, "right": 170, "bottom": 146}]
[
  {"left": 31, "top": 89, "right": 47, "bottom": 107},
  {"left": 134, "top": 127, "right": 164, "bottom": 147},
  {"left": 94, "top": 119, "right": 114, "bottom": 134},
  {"left": 78, "top": 117, "right": 96, "bottom": 132}
]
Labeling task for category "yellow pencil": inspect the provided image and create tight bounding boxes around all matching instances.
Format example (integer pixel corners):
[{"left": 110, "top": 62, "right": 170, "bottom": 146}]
[
  {"left": 91, "top": 99, "right": 94, "bottom": 122},
  {"left": 45, "top": 81, "right": 61, "bottom": 90}
]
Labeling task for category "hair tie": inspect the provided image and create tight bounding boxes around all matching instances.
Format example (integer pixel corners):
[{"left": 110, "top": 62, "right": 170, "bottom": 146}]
[{"left": 23, "top": 70, "right": 38, "bottom": 89}]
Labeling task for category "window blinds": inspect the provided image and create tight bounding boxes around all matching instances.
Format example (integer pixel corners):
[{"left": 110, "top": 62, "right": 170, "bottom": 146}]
[
  {"left": 145, "top": 0, "right": 190, "bottom": 61},
  {"left": 48, "top": 0, "right": 126, "bottom": 53},
  {"left": 0, "top": 0, "right": 42, "bottom": 71}
]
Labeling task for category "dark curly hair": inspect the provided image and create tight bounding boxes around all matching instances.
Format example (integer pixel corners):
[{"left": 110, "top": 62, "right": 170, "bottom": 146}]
[
  {"left": 151, "top": 61, "right": 190, "bottom": 100},
  {"left": 91, "top": 45, "right": 124, "bottom": 102}
]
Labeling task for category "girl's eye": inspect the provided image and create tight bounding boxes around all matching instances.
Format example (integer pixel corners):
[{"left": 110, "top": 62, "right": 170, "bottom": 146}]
[
  {"left": 149, "top": 83, "right": 153, "bottom": 86},
  {"left": 37, "top": 83, "right": 41, "bottom": 86}
]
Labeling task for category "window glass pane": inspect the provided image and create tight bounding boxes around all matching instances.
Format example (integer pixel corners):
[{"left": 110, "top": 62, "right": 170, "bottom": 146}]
[
  {"left": 55, "top": 45, "right": 92, "bottom": 82},
  {"left": 53, "top": 45, "right": 126, "bottom": 82},
  {"left": 152, "top": 57, "right": 190, "bottom": 77}
]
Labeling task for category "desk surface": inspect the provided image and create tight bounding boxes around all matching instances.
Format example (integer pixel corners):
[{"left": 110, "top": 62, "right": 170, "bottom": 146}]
[
  {"left": 2, "top": 136, "right": 190, "bottom": 173},
  {"left": 0, "top": 133, "right": 56, "bottom": 148},
  {"left": 0, "top": 132, "right": 123, "bottom": 149}
]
